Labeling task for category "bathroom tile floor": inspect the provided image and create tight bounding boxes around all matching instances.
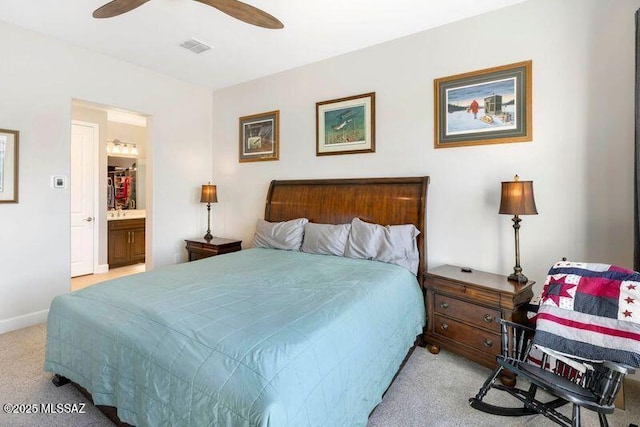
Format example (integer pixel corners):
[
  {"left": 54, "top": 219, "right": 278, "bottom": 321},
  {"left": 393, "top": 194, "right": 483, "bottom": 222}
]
[{"left": 71, "top": 263, "right": 146, "bottom": 291}]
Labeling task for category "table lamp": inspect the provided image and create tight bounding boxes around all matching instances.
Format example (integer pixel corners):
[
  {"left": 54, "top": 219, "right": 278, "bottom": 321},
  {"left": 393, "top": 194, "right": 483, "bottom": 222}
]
[
  {"left": 499, "top": 175, "right": 538, "bottom": 283},
  {"left": 200, "top": 183, "right": 217, "bottom": 241}
]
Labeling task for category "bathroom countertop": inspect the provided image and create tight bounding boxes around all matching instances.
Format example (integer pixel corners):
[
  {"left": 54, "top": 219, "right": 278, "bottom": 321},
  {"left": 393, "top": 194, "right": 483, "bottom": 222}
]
[{"left": 107, "top": 209, "right": 146, "bottom": 220}]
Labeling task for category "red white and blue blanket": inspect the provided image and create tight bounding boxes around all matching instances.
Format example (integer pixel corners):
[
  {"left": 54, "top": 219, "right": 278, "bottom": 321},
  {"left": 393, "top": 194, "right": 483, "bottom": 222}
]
[{"left": 532, "top": 261, "right": 640, "bottom": 368}]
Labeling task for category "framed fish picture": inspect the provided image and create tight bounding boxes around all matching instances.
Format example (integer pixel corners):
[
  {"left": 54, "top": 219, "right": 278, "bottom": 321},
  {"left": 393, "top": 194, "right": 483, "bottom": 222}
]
[
  {"left": 316, "top": 92, "right": 375, "bottom": 156},
  {"left": 434, "top": 61, "right": 532, "bottom": 148}
]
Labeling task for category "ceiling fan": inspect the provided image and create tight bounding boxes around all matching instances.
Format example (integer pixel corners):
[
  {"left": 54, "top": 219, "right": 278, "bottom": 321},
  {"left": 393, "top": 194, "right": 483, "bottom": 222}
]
[{"left": 93, "top": 0, "right": 284, "bottom": 29}]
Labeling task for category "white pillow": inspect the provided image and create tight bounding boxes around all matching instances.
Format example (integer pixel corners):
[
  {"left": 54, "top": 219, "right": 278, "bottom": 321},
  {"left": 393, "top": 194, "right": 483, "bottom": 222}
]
[
  {"left": 253, "top": 218, "right": 309, "bottom": 251},
  {"left": 301, "top": 223, "right": 351, "bottom": 256},
  {"left": 344, "top": 218, "right": 420, "bottom": 274}
]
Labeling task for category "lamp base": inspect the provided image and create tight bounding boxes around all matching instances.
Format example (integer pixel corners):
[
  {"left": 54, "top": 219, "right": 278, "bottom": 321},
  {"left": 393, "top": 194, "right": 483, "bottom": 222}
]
[
  {"left": 508, "top": 272, "right": 529, "bottom": 283},
  {"left": 204, "top": 202, "right": 213, "bottom": 241}
]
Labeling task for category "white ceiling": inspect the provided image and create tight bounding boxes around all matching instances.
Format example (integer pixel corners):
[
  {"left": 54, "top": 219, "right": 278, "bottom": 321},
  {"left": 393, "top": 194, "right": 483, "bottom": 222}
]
[{"left": 0, "top": 0, "right": 527, "bottom": 90}]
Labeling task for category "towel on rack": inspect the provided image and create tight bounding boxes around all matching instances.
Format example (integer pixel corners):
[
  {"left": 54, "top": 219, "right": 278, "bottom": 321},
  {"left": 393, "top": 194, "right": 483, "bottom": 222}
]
[{"left": 107, "top": 177, "right": 115, "bottom": 209}]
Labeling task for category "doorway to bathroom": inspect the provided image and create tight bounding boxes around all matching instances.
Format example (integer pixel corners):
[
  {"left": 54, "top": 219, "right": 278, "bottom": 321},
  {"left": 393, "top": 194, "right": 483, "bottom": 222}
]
[{"left": 70, "top": 99, "right": 151, "bottom": 288}]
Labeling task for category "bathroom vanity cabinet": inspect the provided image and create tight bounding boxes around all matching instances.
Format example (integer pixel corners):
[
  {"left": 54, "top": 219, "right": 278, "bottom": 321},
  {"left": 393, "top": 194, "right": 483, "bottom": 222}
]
[{"left": 108, "top": 218, "right": 145, "bottom": 268}]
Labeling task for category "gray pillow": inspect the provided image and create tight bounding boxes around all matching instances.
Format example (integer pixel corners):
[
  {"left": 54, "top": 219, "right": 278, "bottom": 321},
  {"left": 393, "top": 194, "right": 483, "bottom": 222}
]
[
  {"left": 253, "top": 218, "right": 309, "bottom": 251},
  {"left": 344, "top": 218, "right": 420, "bottom": 274},
  {"left": 301, "top": 222, "right": 351, "bottom": 256}
]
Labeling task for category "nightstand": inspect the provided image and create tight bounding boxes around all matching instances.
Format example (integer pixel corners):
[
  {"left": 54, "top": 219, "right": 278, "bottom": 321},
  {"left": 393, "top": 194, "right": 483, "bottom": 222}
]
[
  {"left": 184, "top": 237, "right": 242, "bottom": 261},
  {"left": 422, "top": 265, "right": 534, "bottom": 371}
]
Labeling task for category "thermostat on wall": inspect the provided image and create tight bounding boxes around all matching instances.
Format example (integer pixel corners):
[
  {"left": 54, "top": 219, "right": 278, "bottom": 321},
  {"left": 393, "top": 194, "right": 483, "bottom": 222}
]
[{"left": 51, "top": 176, "right": 67, "bottom": 189}]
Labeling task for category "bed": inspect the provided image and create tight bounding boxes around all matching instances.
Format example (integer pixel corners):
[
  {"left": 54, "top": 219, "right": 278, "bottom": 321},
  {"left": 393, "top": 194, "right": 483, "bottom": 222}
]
[{"left": 45, "top": 176, "right": 430, "bottom": 426}]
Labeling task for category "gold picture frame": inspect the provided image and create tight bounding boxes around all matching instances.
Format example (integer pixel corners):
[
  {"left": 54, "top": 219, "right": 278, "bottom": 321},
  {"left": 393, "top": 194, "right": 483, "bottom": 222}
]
[
  {"left": 434, "top": 61, "right": 532, "bottom": 148},
  {"left": 239, "top": 110, "right": 279, "bottom": 162},
  {"left": 0, "top": 128, "right": 19, "bottom": 203},
  {"left": 316, "top": 92, "right": 375, "bottom": 156}
]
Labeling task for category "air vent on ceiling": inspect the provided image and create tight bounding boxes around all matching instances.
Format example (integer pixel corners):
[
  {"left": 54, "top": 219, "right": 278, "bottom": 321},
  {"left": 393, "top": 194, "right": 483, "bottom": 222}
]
[{"left": 179, "top": 38, "right": 211, "bottom": 54}]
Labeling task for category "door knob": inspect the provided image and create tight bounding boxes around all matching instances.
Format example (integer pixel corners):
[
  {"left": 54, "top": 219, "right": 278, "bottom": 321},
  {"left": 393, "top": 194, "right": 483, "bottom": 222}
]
[{"left": 85, "top": 217, "right": 94, "bottom": 222}]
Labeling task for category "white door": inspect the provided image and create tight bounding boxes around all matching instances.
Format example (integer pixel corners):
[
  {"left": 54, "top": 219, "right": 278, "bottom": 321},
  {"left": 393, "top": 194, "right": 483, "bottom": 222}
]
[{"left": 70, "top": 122, "right": 97, "bottom": 277}]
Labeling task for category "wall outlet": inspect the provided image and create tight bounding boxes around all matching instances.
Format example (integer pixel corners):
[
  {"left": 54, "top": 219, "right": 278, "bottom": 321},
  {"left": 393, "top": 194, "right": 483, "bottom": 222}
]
[{"left": 174, "top": 253, "right": 181, "bottom": 264}]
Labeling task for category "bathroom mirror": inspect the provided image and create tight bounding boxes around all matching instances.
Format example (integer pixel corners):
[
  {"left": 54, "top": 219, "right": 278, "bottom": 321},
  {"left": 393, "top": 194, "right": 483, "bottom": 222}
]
[{"left": 108, "top": 155, "right": 145, "bottom": 210}]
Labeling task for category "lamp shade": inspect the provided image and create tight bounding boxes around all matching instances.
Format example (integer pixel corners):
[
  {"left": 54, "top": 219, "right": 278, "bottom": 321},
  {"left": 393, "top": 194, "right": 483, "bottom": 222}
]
[
  {"left": 499, "top": 177, "right": 538, "bottom": 215},
  {"left": 200, "top": 184, "right": 218, "bottom": 203}
]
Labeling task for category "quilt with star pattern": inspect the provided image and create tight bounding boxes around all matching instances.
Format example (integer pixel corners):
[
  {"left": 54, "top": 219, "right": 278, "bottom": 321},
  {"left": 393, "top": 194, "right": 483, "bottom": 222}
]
[{"left": 532, "top": 261, "right": 640, "bottom": 367}]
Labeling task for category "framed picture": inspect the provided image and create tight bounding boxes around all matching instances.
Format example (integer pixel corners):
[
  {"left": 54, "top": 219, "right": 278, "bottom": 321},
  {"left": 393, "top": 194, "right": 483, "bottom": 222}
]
[
  {"left": 434, "top": 61, "right": 532, "bottom": 148},
  {"left": 316, "top": 92, "right": 375, "bottom": 156},
  {"left": 0, "top": 128, "right": 19, "bottom": 203},
  {"left": 239, "top": 110, "right": 279, "bottom": 162}
]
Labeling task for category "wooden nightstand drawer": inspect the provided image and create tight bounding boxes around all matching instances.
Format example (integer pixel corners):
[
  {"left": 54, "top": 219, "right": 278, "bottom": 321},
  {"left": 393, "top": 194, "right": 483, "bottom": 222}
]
[
  {"left": 189, "top": 249, "right": 216, "bottom": 261},
  {"left": 430, "top": 276, "right": 503, "bottom": 308},
  {"left": 187, "top": 241, "right": 206, "bottom": 250},
  {"left": 434, "top": 293, "right": 501, "bottom": 333},
  {"left": 433, "top": 314, "right": 500, "bottom": 358}
]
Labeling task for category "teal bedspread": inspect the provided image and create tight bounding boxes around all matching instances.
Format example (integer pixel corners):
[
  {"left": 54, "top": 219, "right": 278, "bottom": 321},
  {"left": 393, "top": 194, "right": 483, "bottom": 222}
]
[{"left": 45, "top": 248, "right": 425, "bottom": 426}]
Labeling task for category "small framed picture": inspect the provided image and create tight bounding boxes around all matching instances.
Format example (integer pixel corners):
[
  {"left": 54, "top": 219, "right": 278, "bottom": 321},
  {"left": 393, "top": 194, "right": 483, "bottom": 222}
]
[
  {"left": 316, "top": 92, "right": 375, "bottom": 156},
  {"left": 0, "top": 128, "right": 19, "bottom": 203},
  {"left": 434, "top": 61, "right": 532, "bottom": 148},
  {"left": 239, "top": 110, "right": 279, "bottom": 162}
]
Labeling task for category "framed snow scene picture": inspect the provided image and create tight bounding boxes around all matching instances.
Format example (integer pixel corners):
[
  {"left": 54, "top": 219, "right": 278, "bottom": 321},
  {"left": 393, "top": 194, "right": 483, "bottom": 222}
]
[{"left": 434, "top": 61, "right": 532, "bottom": 148}]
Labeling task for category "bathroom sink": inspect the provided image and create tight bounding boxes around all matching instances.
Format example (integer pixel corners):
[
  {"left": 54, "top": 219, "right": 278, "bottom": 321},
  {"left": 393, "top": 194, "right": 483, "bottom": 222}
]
[{"left": 107, "top": 209, "right": 146, "bottom": 220}]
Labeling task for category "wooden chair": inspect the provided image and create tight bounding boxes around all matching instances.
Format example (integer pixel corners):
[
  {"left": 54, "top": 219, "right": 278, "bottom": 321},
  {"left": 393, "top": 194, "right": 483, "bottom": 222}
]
[
  {"left": 469, "top": 261, "right": 640, "bottom": 427},
  {"left": 469, "top": 316, "right": 634, "bottom": 426}
]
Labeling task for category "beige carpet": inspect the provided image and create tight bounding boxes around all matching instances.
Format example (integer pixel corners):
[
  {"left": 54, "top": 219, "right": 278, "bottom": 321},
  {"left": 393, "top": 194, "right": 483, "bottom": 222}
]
[
  {"left": 0, "top": 323, "right": 110, "bottom": 427},
  {"left": 1, "top": 323, "right": 638, "bottom": 427}
]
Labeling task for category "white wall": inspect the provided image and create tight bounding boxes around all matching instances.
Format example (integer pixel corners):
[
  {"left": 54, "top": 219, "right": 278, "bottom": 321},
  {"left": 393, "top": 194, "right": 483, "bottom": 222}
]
[
  {"left": 0, "top": 21, "right": 213, "bottom": 333},
  {"left": 212, "top": 0, "right": 640, "bottom": 296},
  {"left": 1, "top": 0, "right": 636, "bottom": 335}
]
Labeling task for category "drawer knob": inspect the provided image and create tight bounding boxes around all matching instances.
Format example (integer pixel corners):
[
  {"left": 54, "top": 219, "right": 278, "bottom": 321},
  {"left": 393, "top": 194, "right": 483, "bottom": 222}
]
[
  {"left": 483, "top": 314, "right": 494, "bottom": 323},
  {"left": 440, "top": 301, "right": 449, "bottom": 309},
  {"left": 483, "top": 339, "right": 493, "bottom": 347},
  {"left": 440, "top": 322, "right": 449, "bottom": 330}
]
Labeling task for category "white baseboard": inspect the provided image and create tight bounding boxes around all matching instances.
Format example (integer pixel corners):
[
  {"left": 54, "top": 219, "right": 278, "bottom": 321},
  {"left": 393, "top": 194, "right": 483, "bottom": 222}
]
[
  {"left": 95, "top": 264, "right": 109, "bottom": 274},
  {"left": 0, "top": 309, "right": 49, "bottom": 335}
]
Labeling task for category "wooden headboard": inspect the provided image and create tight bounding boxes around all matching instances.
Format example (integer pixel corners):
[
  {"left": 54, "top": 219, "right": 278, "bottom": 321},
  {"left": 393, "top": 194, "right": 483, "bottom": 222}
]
[{"left": 264, "top": 176, "right": 430, "bottom": 278}]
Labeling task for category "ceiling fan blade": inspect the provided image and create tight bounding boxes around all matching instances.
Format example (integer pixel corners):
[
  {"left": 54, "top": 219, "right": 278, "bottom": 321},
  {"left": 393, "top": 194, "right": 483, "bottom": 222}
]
[
  {"left": 193, "top": 0, "right": 284, "bottom": 29},
  {"left": 93, "top": 0, "right": 152, "bottom": 19}
]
